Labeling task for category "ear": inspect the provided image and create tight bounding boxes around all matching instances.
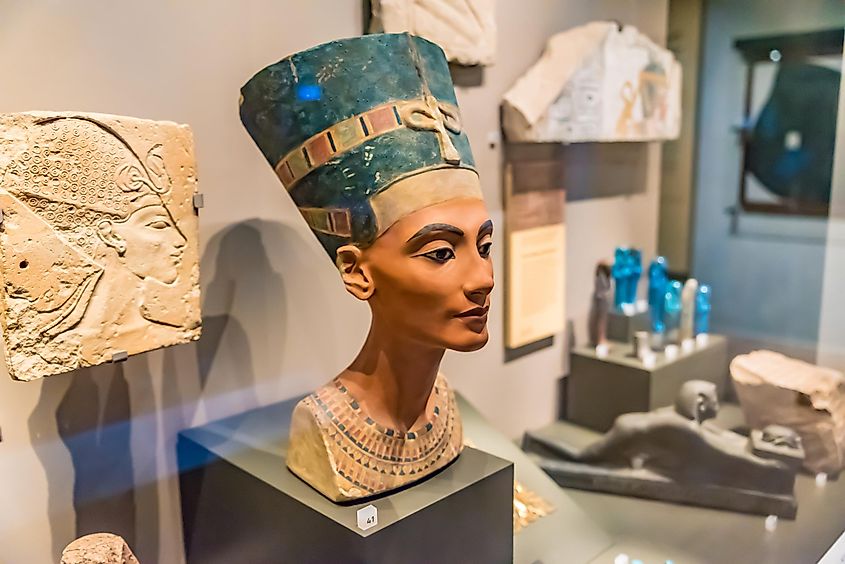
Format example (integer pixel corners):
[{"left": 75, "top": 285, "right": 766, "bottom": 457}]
[
  {"left": 96, "top": 219, "right": 127, "bottom": 256},
  {"left": 335, "top": 244, "right": 374, "bottom": 300}
]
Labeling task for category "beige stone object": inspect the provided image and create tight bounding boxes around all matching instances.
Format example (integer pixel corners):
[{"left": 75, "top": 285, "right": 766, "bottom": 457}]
[
  {"left": 0, "top": 112, "right": 201, "bottom": 382},
  {"left": 369, "top": 0, "right": 496, "bottom": 66},
  {"left": 61, "top": 533, "right": 140, "bottom": 564},
  {"left": 731, "top": 350, "right": 845, "bottom": 474},
  {"left": 513, "top": 479, "right": 555, "bottom": 533},
  {"left": 502, "top": 21, "right": 681, "bottom": 143}
]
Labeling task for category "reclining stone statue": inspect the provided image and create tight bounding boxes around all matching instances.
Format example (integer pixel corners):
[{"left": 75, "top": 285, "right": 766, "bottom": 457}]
[{"left": 524, "top": 380, "right": 804, "bottom": 517}]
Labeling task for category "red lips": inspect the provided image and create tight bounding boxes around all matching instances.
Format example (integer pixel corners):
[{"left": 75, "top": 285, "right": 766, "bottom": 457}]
[{"left": 455, "top": 305, "right": 489, "bottom": 318}]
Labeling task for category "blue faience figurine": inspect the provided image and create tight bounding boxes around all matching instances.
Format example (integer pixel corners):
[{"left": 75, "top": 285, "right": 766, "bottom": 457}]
[
  {"left": 695, "top": 284, "right": 712, "bottom": 335},
  {"left": 611, "top": 247, "right": 632, "bottom": 310},
  {"left": 612, "top": 247, "right": 644, "bottom": 309},
  {"left": 648, "top": 256, "right": 668, "bottom": 333},
  {"left": 664, "top": 280, "right": 683, "bottom": 340},
  {"left": 627, "top": 248, "right": 643, "bottom": 305}
]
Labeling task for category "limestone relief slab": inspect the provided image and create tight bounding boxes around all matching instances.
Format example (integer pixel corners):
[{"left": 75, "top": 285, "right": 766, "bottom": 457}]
[
  {"left": 61, "top": 533, "right": 140, "bottom": 564},
  {"left": 0, "top": 112, "right": 201, "bottom": 381},
  {"left": 369, "top": 0, "right": 496, "bottom": 66},
  {"left": 503, "top": 22, "right": 681, "bottom": 143},
  {"left": 731, "top": 350, "right": 845, "bottom": 474}
]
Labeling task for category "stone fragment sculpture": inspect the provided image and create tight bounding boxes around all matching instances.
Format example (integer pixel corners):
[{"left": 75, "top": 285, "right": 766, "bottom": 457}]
[
  {"left": 0, "top": 112, "right": 201, "bottom": 381},
  {"left": 587, "top": 261, "right": 611, "bottom": 347},
  {"left": 524, "top": 380, "right": 804, "bottom": 517},
  {"left": 679, "top": 278, "right": 698, "bottom": 342},
  {"left": 369, "top": 0, "right": 496, "bottom": 66},
  {"left": 502, "top": 22, "right": 681, "bottom": 143},
  {"left": 731, "top": 350, "right": 845, "bottom": 474},
  {"left": 240, "top": 33, "right": 493, "bottom": 502},
  {"left": 61, "top": 533, "right": 140, "bottom": 564}
]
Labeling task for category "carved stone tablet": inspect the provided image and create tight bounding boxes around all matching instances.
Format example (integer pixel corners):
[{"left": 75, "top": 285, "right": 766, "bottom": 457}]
[
  {"left": 502, "top": 22, "right": 681, "bottom": 143},
  {"left": 731, "top": 350, "right": 845, "bottom": 474},
  {"left": 61, "top": 533, "right": 140, "bottom": 564},
  {"left": 369, "top": 0, "right": 496, "bottom": 66},
  {"left": 0, "top": 112, "right": 201, "bottom": 381}
]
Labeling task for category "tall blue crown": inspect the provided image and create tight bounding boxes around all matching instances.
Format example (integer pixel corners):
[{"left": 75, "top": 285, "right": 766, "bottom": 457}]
[{"left": 239, "top": 33, "right": 477, "bottom": 259}]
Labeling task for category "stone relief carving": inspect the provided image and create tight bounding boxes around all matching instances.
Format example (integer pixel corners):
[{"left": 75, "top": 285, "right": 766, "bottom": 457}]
[
  {"left": 61, "top": 533, "right": 140, "bottom": 564},
  {"left": 0, "top": 112, "right": 201, "bottom": 381},
  {"left": 503, "top": 21, "right": 681, "bottom": 143},
  {"left": 369, "top": 0, "right": 496, "bottom": 66},
  {"left": 732, "top": 350, "right": 845, "bottom": 474}
]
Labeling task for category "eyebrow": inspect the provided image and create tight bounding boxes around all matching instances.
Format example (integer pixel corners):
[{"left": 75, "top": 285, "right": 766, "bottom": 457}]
[
  {"left": 477, "top": 219, "right": 493, "bottom": 239},
  {"left": 405, "top": 223, "right": 464, "bottom": 247}
]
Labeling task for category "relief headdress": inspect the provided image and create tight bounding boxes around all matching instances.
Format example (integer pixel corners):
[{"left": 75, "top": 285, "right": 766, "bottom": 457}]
[
  {"left": 0, "top": 114, "right": 172, "bottom": 339},
  {"left": 238, "top": 33, "right": 481, "bottom": 260}
]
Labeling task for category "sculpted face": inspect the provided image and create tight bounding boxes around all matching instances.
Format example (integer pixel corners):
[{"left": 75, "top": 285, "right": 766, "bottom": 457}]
[
  {"left": 340, "top": 191, "right": 494, "bottom": 352},
  {"left": 676, "top": 380, "right": 719, "bottom": 422},
  {"left": 109, "top": 203, "right": 187, "bottom": 284}
]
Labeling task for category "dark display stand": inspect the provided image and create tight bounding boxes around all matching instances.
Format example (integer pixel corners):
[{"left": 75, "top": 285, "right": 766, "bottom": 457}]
[
  {"left": 565, "top": 335, "right": 728, "bottom": 432},
  {"left": 606, "top": 308, "right": 650, "bottom": 342},
  {"left": 457, "top": 394, "right": 613, "bottom": 564},
  {"left": 178, "top": 397, "right": 513, "bottom": 564}
]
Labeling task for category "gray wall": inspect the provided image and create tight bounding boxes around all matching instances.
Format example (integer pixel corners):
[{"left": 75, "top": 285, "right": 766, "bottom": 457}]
[
  {"left": 818, "top": 37, "right": 845, "bottom": 371},
  {"left": 658, "top": 0, "right": 703, "bottom": 275},
  {"left": 692, "top": 0, "right": 845, "bottom": 355},
  {"left": 0, "top": 1, "right": 665, "bottom": 562}
]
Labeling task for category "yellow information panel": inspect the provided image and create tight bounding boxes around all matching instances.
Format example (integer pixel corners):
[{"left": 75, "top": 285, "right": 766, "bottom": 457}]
[{"left": 506, "top": 223, "right": 566, "bottom": 349}]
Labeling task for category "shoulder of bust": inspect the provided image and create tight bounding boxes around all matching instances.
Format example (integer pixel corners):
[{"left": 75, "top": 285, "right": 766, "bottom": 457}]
[{"left": 287, "top": 394, "right": 364, "bottom": 502}]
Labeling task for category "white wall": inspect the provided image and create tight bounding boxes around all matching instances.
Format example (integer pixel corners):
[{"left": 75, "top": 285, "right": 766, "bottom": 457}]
[
  {"left": 692, "top": 0, "right": 845, "bottom": 356},
  {"left": 0, "top": 1, "right": 665, "bottom": 562}
]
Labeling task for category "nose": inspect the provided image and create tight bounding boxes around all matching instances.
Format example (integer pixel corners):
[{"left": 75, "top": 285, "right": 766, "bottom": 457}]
[
  {"left": 463, "top": 254, "right": 494, "bottom": 306},
  {"left": 169, "top": 224, "right": 187, "bottom": 249}
]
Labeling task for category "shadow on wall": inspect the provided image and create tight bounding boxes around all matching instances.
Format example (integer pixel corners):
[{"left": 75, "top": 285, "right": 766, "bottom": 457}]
[
  {"left": 194, "top": 219, "right": 292, "bottom": 407},
  {"left": 27, "top": 364, "right": 136, "bottom": 559},
  {"left": 25, "top": 218, "right": 329, "bottom": 562}
]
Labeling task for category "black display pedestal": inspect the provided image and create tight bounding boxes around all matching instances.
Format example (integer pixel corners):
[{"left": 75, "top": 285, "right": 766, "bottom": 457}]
[
  {"left": 606, "top": 307, "right": 650, "bottom": 343},
  {"left": 178, "top": 397, "right": 514, "bottom": 564}
]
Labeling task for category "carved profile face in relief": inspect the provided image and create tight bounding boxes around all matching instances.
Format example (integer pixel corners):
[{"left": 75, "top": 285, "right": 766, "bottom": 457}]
[
  {"left": 100, "top": 197, "right": 187, "bottom": 285},
  {"left": 0, "top": 112, "right": 201, "bottom": 381}
]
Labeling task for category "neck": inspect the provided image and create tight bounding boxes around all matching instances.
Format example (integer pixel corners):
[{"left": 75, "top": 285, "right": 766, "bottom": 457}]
[
  {"left": 86, "top": 256, "right": 145, "bottom": 329},
  {"left": 340, "top": 317, "right": 444, "bottom": 432}
]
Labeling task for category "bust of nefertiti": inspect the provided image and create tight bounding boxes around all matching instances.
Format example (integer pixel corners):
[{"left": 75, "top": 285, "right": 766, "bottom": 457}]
[{"left": 239, "top": 33, "right": 493, "bottom": 502}]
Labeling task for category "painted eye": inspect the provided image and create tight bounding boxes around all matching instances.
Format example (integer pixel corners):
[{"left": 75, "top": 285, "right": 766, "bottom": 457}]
[
  {"left": 478, "top": 242, "right": 492, "bottom": 258},
  {"left": 147, "top": 220, "right": 170, "bottom": 229},
  {"left": 422, "top": 247, "right": 455, "bottom": 263}
]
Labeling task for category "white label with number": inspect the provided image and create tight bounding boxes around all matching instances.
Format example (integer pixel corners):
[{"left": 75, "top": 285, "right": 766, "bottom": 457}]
[{"left": 357, "top": 504, "right": 378, "bottom": 531}]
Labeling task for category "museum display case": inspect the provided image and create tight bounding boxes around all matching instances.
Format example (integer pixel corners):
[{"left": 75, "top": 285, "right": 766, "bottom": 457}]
[{"left": 0, "top": 1, "right": 844, "bottom": 563}]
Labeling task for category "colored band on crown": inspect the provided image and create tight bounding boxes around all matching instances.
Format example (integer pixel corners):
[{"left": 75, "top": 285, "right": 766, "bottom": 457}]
[{"left": 274, "top": 97, "right": 462, "bottom": 190}]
